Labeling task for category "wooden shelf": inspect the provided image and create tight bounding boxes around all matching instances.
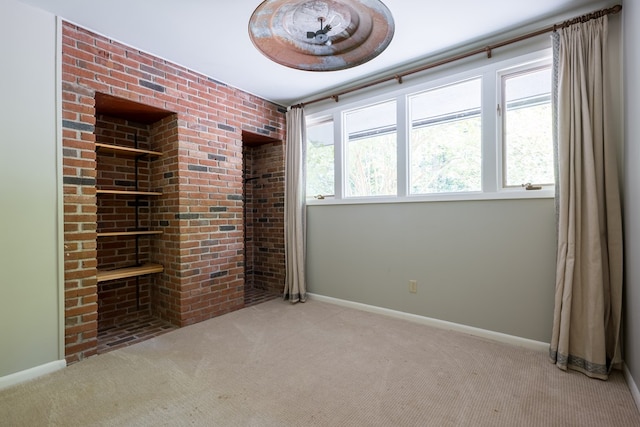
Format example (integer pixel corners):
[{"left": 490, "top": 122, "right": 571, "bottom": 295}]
[
  {"left": 96, "top": 189, "right": 162, "bottom": 196},
  {"left": 97, "top": 230, "right": 163, "bottom": 237},
  {"left": 95, "top": 143, "right": 162, "bottom": 158},
  {"left": 97, "top": 263, "right": 164, "bottom": 283}
]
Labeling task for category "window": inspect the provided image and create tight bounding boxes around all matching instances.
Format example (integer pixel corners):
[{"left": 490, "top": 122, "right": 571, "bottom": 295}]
[
  {"left": 409, "top": 79, "right": 482, "bottom": 194},
  {"left": 305, "top": 48, "right": 554, "bottom": 202},
  {"left": 501, "top": 65, "right": 553, "bottom": 187},
  {"left": 306, "top": 119, "right": 335, "bottom": 198},
  {"left": 344, "top": 100, "right": 397, "bottom": 197}
]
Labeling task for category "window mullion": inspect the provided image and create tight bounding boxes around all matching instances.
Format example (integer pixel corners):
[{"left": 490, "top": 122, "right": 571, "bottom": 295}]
[
  {"left": 482, "top": 73, "right": 499, "bottom": 193},
  {"left": 396, "top": 95, "right": 408, "bottom": 197},
  {"left": 334, "top": 111, "right": 344, "bottom": 199}
]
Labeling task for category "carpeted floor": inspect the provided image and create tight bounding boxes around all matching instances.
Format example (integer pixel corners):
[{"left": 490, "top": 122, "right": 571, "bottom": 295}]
[{"left": 1, "top": 299, "right": 638, "bottom": 426}]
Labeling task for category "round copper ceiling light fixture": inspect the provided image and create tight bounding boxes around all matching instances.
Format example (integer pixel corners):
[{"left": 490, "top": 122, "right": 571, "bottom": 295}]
[{"left": 248, "top": 0, "right": 394, "bottom": 72}]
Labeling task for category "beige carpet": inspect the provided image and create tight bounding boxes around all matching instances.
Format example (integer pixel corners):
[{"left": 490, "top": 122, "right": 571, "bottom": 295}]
[{"left": 1, "top": 299, "right": 639, "bottom": 426}]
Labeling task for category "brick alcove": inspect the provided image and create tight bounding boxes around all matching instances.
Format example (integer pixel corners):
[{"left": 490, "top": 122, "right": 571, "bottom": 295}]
[
  {"left": 243, "top": 133, "right": 286, "bottom": 297},
  {"left": 62, "top": 22, "right": 286, "bottom": 363}
]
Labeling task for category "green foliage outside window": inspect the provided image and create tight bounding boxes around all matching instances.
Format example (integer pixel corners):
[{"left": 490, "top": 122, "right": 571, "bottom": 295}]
[
  {"left": 504, "top": 103, "right": 553, "bottom": 186},
  {"left": 346, "top": 133, "right": 397, "bottom": 197},
  {"left": 306, "top": 138, "right": 334, "bottom": 197},
  {"left": 410, "top": 117, "right": 482, "bottom": 194}
]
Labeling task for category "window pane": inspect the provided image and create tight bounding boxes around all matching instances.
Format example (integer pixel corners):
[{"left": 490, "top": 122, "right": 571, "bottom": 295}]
[
  {"left": 503, "top": 66, "right": 553, "bottom": 187},
  {"left": 345, "top": 101, "right": 397, "bottom": 197},
  {"left": 306, "top": 120, "right": 334, "bottom": 197},
  {"left": 409, "top": 79, "right": 482, "bottom": 194}
]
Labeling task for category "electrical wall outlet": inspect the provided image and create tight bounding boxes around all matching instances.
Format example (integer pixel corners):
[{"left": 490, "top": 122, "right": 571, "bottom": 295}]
[{"left": 409, "top": 280, "right": 417, "bottom": 293}]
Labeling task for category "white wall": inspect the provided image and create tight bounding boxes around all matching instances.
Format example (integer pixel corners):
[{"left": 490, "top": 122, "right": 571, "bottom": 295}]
[
  {"left": 623, "top": 0, "right": 640, "bottom": 391},
  {"left": 0, "top": 0, "right": 61, "bottom": 377},
  {"left": 307, "top": 199, "right": 556, "bottom": 342}
]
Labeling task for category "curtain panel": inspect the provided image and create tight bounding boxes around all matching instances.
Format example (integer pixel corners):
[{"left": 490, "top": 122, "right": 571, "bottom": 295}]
[
  {"left": 283, "top": 107, "right": 307, "bottom": 303},
  {"left": 549, "top": 16, "right": 623, "bottom": 380}
]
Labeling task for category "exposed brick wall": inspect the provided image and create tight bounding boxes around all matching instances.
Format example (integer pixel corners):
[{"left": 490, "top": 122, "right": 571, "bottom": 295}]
[
  {"left": 62, "top": 22, "right": 286, "bottom": 363},
  {"left": 149, "top": 116, "right": 182, "bottom": 326},
  {"left": 243, "top": 148, "right": 256, "bottom": 289},
  {"left": 243, "top": 142, "right": 286, "bottom": 295},
  {"left": 62, "top": 85, "right": 99, "bottom": 364}
]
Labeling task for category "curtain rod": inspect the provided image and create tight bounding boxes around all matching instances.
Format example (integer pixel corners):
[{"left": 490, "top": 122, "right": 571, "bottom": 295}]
[{"left": 293, "top": 4, "right": 622, "bottom": 109}]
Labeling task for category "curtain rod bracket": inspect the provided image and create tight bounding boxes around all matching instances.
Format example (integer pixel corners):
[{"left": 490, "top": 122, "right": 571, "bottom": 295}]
[
  {"left": 394, "top": 75, "right": 403, "bottom": 84},
  {"left": 485, "top": 47, "right": 492, "bottom": 59},
  {"left": 332, "top": 95, "right": 339, "bottom": 103}
]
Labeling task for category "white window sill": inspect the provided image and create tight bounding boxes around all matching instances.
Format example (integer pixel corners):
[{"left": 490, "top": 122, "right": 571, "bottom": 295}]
[{"left": 305, "top": 188, "right": 554, "bottom": 206}]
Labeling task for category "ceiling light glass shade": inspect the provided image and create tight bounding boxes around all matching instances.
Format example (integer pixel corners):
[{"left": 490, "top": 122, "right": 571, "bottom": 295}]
[{"left": 248, "top": 0, "right": 394, "bottom": 72}]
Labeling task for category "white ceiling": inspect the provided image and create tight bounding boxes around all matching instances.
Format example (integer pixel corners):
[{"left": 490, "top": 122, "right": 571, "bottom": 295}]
[{"left": 18, "top": 0, "right": 608, "bottom": 106}]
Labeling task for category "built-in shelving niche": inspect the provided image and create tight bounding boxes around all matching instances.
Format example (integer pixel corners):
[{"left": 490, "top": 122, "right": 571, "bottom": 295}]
[
  {"left": 241, "top": 131, "right": 286, "bottom": 304},
  {"left": 94, "top": 93, "right": 177, "bottom": 353}
]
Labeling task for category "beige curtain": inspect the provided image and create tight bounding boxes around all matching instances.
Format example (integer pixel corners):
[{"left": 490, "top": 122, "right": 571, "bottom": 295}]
[
  {"left": 283, "top": 106, "right": 307, "bottom": 303},
  {"left": 549, "top": 16, "right": 623, "bottom": 380}
]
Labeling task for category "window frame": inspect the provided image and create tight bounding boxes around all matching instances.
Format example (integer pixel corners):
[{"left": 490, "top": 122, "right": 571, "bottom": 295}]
[
  {"left": 305, "top": 118, "right": 336, "bottom": 199},
  {"left": 304, "top": 47, "right": 555, "bottom": 205},
  {"left": 497, "top": 58, "right": 554, "bottom": 192},
  {"left": 407, "top": 76, "right": 484, "bottom": 196},
  {"left": 342, "top": 98, "right": 399, "bottom": 199}
]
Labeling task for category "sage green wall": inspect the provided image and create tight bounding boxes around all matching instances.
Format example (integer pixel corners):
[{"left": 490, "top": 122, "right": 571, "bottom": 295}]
[
  {"left": 623, "top": 0, "right": 640, "bottom": 391},
  {"left": 307, "top": 198, "right": 556, "bottom": 342},
  {"left": 0, "top": 0, "right": 60, "bottom": 376}
]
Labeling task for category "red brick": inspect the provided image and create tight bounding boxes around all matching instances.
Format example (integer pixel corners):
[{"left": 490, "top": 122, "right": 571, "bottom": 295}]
[{"left": 62, "top": 20, "right": 285, "bottom": 364}]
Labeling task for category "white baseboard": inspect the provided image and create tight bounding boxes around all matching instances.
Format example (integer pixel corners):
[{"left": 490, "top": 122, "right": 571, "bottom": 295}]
[
  {"left": 623, "top": 363, "right": 640, "bottom": 412},
  {"left": 0, "top": 359, "right": 66, "bottom": 391},
  {"left": 307, "top": 293, "right": 549, "bottom": 353}
]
